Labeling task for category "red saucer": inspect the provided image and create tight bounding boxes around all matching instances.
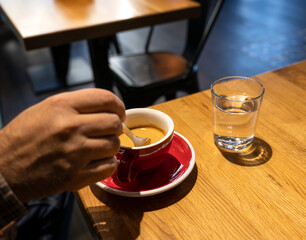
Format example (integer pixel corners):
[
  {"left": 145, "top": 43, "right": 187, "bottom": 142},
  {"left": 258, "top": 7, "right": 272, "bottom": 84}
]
[{"left": 96, "top": 132, "right": 195, "bottom": 197}]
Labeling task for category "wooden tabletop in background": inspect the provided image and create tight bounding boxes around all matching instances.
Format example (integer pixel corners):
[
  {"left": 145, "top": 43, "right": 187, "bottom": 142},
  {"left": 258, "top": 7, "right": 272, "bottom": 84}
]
[
  {"left": 0, "top": 0, "right": 200, "bottom": 50},
  {"left": 77, "top": 61, "right": 306, "bottom": 239}
]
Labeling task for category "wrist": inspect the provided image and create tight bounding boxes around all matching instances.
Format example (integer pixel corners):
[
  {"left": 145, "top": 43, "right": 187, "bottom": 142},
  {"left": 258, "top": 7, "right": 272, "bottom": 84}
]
[{"left": 0, "top": 128, "right": 30, "bottom": 203}]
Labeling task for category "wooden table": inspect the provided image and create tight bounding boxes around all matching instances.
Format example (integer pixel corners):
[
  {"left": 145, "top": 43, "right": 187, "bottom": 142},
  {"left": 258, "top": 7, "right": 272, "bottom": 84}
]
[
  {"left": 0, "top": 0, "right": 200, "bottom": 90},
  {"left": 76, "top": 61, "right": 306, "bottom": 239}
]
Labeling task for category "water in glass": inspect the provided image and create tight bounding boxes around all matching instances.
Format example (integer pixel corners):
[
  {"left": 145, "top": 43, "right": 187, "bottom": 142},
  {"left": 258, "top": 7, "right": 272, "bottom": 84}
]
[{"left": 213, "top": 93, "right": 259, "bottom": 150}]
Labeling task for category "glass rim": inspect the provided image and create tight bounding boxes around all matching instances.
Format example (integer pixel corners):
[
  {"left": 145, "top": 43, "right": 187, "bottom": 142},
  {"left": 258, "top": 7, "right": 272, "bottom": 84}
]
[{"left": 210, "top": 76, "right": 265, "bottom": 102}]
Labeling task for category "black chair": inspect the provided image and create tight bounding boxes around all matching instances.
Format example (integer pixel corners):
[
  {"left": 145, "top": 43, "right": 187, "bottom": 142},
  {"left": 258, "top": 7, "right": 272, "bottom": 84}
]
[
  {"left": 109, "top": 0, "right": 224, "bottom": 108},
  {"left": 50, "top": 35, "right": 121, "bottom": 88}
]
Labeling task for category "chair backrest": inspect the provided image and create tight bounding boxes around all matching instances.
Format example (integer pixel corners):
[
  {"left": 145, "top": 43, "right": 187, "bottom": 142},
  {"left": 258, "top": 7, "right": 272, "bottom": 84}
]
[{"left": 183, "top": 0, "right": 224, "bottom": 75}]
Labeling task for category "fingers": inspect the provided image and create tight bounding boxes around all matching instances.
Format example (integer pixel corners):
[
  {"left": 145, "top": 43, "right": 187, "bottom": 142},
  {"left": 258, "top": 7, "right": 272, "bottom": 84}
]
[
  {"left": 85, "top": 157, "right": 118, "bottom": 173},
  {"left": 40, "top": 88, "right": 126, "bottom": 192},
  {"left": 71, "top": 157, "right": 118, "bottom": 189},
  {"left": 78, "top": 112, "right": 123, "bottom": 137},
  {"left": 61, "top": 89, "right": 126, "bottom": 121},
  {"left": 71, "top": 112, "right": 122, "bottom": 163},
  {"left": 76, "top": 136, "right": 121, "bottom": 165},
  {"left": 85, "top": 157, "right": 118, "bottom": 181}
]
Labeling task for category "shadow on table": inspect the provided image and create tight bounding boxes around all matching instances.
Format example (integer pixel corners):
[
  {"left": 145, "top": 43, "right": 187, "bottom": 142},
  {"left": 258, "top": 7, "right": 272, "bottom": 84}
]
[
  {"left": 218, "top": 137, "right": 272, "bottom": 166},
  {"left": 88, "top": 164, "right": 198, "bottom": 239}
]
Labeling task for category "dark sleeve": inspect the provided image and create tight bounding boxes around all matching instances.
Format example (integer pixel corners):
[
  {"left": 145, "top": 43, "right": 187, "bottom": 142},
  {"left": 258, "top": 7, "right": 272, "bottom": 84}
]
[{"left": 0, "top": 173, "right": 28, "bottom": 229}]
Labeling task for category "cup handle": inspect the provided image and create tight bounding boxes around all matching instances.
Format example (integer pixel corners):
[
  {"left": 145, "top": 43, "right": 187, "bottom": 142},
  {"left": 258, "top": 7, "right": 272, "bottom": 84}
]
[{"left": 116, "top": 149, "right": 139, "bottom": 183}]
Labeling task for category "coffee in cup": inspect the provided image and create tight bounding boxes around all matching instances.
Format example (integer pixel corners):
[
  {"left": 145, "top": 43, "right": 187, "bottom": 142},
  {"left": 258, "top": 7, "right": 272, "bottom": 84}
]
[
  {"left": 119, "top": 125, "right": 166, "bottom": 147},
  {"left": 116, "top": 108, "right": 174, "bottom": 183}
]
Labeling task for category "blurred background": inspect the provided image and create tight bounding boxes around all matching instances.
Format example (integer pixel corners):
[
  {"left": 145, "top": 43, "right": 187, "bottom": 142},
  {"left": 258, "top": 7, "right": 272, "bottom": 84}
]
[
  {"left": 0, "top": 0, "right": 305, "bottom": 238},
  {"left": 0, "top": 0, "right": 305, "bottom": 124}
]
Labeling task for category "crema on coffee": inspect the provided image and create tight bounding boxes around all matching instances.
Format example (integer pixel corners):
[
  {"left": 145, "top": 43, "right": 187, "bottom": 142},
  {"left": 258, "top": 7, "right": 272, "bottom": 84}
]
[{"left": 119, "top": 125, "right": 166, "bottom": 147}]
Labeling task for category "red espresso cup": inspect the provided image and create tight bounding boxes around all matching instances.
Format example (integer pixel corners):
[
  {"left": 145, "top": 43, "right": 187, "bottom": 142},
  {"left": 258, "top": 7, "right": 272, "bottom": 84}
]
[{"left": 116, "top": 108, "right": 174, "bottom": 183}]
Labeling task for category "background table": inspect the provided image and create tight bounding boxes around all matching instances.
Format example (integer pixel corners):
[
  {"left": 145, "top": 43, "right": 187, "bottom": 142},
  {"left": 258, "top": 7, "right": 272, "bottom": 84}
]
[
  {"left": 0, "top": 0, "right": 200, "bottom": 49},
  {"left": 76, "top": 60, "right": 306, "bottom": 239},
  {"left": 0, "top": 0, "right": 200, "bottom": 90}
]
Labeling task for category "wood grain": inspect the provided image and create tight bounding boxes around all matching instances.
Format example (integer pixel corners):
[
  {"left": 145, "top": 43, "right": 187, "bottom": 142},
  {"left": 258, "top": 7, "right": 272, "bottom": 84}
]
[
  {"left": 0, "top": 0, "right": 200, "bottom": 49},
  {"left": 76, "top": 61, "right": 306, "bottom": 239}
]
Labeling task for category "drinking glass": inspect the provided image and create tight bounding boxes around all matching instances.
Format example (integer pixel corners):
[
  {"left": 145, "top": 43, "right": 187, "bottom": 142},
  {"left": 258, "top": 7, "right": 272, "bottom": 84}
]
[{"left": 211, "top": 76, "right": 265, "bottom": 151}]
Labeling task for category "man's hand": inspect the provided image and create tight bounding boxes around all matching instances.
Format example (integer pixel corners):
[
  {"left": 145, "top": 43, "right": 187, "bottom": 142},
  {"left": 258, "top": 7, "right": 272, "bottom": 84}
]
[{"left": 0, "top": 89, "right": 125, "bottom": 202}]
